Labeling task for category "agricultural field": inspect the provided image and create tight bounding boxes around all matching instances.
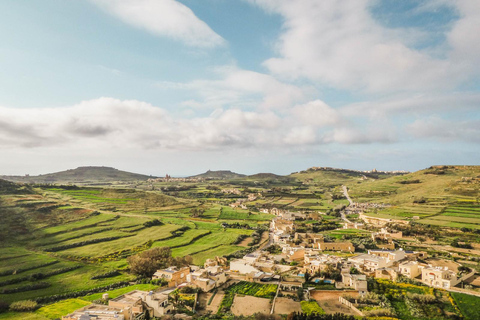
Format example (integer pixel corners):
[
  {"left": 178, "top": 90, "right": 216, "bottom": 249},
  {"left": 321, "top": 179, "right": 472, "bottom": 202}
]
[
  {"left": 451, "top": 292, "right": 480, "bottom": 320},
  {"left": 0, "top": 179, "right": 272, "bottom": 311},
  {"left": 218, "top": 281, "right": 278, "bottom": 314}
]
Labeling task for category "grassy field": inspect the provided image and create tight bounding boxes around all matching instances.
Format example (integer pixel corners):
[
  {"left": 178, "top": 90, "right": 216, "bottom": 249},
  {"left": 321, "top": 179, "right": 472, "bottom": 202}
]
[
  {"left": 300, "top": 301, "right": 325, "bottom": 315},
  {"left": 451, "top": 292, "right": 480, "bottom": 320}
]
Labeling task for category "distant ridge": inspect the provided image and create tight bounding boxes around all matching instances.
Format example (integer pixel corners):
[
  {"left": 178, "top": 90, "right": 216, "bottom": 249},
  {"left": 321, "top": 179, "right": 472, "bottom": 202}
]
[
  {"left": 189, "top": 170, "right": 246, "bottom": 179},
  {"left": 248, "top": 173, "right": 284, "bottom": 179},
  {"left": 0, "top": 166, "right": 154, "bottom": 184}
]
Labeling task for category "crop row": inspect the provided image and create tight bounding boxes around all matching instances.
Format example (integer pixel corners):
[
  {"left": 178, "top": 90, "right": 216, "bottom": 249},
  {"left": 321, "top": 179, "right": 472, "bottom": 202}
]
[
  {"left": 0, "top": 261, "right": 59, "bottom": 277},
  {"left": 0, "top": 265, "right": 82, "bottom": 287}
]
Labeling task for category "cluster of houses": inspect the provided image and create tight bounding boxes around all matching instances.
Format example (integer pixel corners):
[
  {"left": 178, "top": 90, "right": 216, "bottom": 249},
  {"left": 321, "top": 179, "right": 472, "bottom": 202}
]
[
  {"left": 63, "top": 289, "right": 175, "bottom": 320},
  {"left": 64, "top": 206, "right": 475, "bottom": 319},
  {"left": 63, "top": 260, "right": 229, "bottom": 320}
]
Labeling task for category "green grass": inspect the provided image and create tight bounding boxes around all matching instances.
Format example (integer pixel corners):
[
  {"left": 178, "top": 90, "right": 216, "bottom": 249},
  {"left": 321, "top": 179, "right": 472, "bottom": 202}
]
[
  {"left": 189, "top": 245, "right": 243, "bottom": 265},
  {"left": 38, "top": 214, "right": 117, "bottom": 235},
  {"left": 0, "top": 313, "right": 48, "bottom": 320},
  {"left": 58, "top": 224, "right": 181, "bottom": 257},
  {"left": 451, "top": 292, "right": 480, "bottom": 320},
  {"left": 36, "top": 298, "right": 91, "bottom": 319},
  {"left": 152, "top": 229, "right": 211, "bottom": 248},
  {"left": 171, "top": 231, "right": 240, "bottom": 258},
  {"left": 300, "top": 301, "right": 325, "bottom": 315},
  {"left": 0, "top": 264, "right": 134, "bottom": 303}
]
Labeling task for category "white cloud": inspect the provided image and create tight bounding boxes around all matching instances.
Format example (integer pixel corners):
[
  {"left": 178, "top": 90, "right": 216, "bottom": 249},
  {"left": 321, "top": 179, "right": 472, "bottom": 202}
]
[
  {"left": 341, "top": 92, "right": 480, "bottom": 118},
  {"left": 91, "top": 0, "right": 224, "bottom": 48},
  {"left": 0, "top": 97, "right": 405, "bottom": 153},
  {"left": 247, "top": 0, "right": 480, "bottom": 93},
  {"left": 291, "top": 100, "right": 342, "bottom": 127},
  {"left": 157, "top": 66, "right": 310, "bottom": 110}
]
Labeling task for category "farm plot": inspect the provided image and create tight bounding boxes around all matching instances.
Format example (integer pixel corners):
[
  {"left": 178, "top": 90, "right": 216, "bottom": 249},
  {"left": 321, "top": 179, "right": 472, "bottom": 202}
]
[
  {"left": 57, "top": 224, "right": 181, "bottom": 258},
  {"left": 230, "top": 295, "right": 271, "bottom": 316},
  {"left": 219, "top": 207, "right": 273, "bottom": 221},
  {"left": 152, "top": 229, "right": 211, "bottom": 249},
  {"left": 273, "top": 297, "right": 302, "bottom": 315},
  {"left": 171, "top": 231, "right": 241, "bottom": 258},
  {"left": 189, "top": 245, "right": 243, "bottom": 265},
  {"left": 37, "top": 214, "right": 118, "bottom": 235}
]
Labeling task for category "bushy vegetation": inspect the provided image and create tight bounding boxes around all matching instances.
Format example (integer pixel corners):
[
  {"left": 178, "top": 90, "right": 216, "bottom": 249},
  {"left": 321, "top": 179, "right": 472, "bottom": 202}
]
[
  {"left": 127, "top": 247, "right": 192, "bottom": 278},
  {"left": 8, "top": 300, "right": 38, "bottom": 312},
  {"left": 300, "top": 301, "right": 325, "bottom": 315}
]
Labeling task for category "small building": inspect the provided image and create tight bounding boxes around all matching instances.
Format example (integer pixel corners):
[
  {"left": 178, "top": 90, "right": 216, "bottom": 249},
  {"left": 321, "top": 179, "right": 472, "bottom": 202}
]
[
  {"left": 62, "top": 304, "right": 125, "bottom": 320},
  {"left": 187, "top": 266, "right": 227, "bottom": 292},
  {"left": 421, "top": 267, "right": 459, "bottom": 289},
  {"left": 229, "top": 259, "right": 260, "bottom": 274},
  {"left": 339, "top": 274, "right": 368, "bottom": 295},
  {"left": 153, "top": 266, "right": 190, "bottom": 287},
  {"left": 109, "top": 290, "right": 173, "bottom": 319},
  {"left": 317, "top": 242, "right": 354, "bottom": 253},
  {"left": 398, "top": 261, "right": 422, "bottom": 279},
  {"left": 375, "top": 267, "right": 398, "bottom": 281}
]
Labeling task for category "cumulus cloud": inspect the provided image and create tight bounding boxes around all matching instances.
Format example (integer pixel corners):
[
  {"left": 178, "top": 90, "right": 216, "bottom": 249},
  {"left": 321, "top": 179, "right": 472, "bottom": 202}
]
[
  {"left": 291, "top": 100, "right": 342, "bottom": 127},
  {"left": 91, "top": 0, "right": 224, "bottom": 47},
  {"left": 0, "top": 97, "right": 404, "bottom": 153},
  {"left": 246, "top": 0, "right": 480, "bottom": 93}
]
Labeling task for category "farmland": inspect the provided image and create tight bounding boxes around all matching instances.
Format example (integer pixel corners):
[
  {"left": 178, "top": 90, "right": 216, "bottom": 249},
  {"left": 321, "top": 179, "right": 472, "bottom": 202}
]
[
  {"left": 1, "top": 165, "right": 479, "bottom": 319},
  {"left": 0, "top": 177, "right": 275, "bottom": 309}
]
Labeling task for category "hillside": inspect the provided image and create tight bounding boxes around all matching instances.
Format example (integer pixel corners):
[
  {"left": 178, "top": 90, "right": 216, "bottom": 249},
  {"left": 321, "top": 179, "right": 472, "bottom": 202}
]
[
  {"left": 190, "top": 170, "right": 246, "bottom": 179},
  {"left": 346, "top": 165, "right": 480, "bottom": 228},
  {"left": 289, "top": 166, "right": 405, "bottom": 187},
  {"left": 0, "top": 166, "right": 154, "bottom": 184}
]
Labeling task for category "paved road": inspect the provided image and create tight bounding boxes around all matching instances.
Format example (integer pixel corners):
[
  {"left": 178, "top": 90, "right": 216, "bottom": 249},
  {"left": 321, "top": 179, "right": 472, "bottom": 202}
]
[
  {"left": 342, "top": 185, "right": 353, "bottom": 205},
  {"left": 340, "top": 186, "right": 353, "bottom": 224}
]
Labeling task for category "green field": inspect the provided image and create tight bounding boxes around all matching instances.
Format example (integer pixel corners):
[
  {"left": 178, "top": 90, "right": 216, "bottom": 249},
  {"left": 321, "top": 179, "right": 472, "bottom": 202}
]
[{"left": 451, "top": 292, "right": 480, "bottom": 320}]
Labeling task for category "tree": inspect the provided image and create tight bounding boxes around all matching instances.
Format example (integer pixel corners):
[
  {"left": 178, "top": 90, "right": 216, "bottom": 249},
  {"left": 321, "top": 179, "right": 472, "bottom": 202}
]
[{"left": 127, "top": 247, "right": 192, "bottom": 278}]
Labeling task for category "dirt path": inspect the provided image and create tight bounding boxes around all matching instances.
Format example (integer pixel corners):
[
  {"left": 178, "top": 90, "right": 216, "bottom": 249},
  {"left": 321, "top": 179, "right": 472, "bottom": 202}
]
[
  {"left": 238, "top": 237, "right": 253, "bottom": 247},
  {"left": 205, "top": 290, "right": 224, "bottom": 313}
]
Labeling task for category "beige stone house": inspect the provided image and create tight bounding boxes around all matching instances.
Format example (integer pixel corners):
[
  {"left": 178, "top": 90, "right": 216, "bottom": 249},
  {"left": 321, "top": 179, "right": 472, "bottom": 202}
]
[{"left": 153, "top": 266, "right": 190, "bottom": 287}]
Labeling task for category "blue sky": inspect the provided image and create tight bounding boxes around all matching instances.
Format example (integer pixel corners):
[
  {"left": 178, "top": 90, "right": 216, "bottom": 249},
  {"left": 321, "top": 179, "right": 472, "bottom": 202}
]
[{"left": 0, "top": 0, "right": 479, "bottom": 176}]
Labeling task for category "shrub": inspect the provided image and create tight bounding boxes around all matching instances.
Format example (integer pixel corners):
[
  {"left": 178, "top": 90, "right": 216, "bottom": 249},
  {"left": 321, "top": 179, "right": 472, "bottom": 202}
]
[
  {"left": 9, "top": 300, "right": 38, "bottom": 312},
  {"left": 0, "top": 300, "right": 9, "bottom": 313},
  {"left": 90, "top": 270, "right": 120, "bottom": 280}
]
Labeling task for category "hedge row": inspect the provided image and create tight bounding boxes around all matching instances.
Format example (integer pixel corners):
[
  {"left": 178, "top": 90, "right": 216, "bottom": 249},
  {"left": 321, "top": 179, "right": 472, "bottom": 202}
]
[
  {"left": 0, "top": 261, "right": 59, "bottom": 277},
  {"left": 0, "top": 265, "right": 82, "bottom": 286},
  {"left": 1, "top": 282, "right": 51, "bottom": 294},
  {"left": 44, "top": 236, "right": 128, "bottom": 252},
  {"left": 90, "top": 270, "right": 120, "bottom": 280},
  {"left": 34, "top": 281, "right": 132, "bottom": 304}
]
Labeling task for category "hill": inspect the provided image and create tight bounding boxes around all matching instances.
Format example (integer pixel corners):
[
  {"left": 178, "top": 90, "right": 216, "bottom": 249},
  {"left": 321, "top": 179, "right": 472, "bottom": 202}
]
[
  {"left": 346, "top": 165, "right": 480, "bottom": 228},
  {"left": 0, "top": 166, "right": 154, "bottom": 184},
  {"left": 248, "top": 173, "right": 284, "bottom": 179},
  {"left": 190, "top": 170, "right": 246, "bottom": 179},
  {"left": 289, "top": 166, "right": 406, "bottom": 187}
]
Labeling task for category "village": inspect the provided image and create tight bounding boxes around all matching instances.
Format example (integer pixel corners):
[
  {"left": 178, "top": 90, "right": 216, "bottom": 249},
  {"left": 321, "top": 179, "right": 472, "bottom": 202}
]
[{"left": 62, "top": 190, "right": 479, "bottom": 320}]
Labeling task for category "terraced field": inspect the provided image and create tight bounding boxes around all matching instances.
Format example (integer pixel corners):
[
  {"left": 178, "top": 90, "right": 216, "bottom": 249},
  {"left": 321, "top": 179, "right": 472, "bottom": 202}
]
[
  {"left": 418, "top": 202, "right": 480, "bottom": 229},
  {"left": 0, "top": 181, "right": 272, "bottom": 308}
]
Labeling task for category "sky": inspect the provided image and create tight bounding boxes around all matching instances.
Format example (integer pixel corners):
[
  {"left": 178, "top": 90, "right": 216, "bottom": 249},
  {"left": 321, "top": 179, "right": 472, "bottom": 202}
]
[{"left": 0, "top": 0, "right": 479, "bottom": 176}]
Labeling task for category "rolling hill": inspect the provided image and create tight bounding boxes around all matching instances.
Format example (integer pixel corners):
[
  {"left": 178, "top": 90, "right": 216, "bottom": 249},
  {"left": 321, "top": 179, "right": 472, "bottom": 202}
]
[
  {"left": 189, "top": 170, "right": 246, "bottom": 179},
  {"left": 0, "top": 166, "right": 155, "bottom": 184}
]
